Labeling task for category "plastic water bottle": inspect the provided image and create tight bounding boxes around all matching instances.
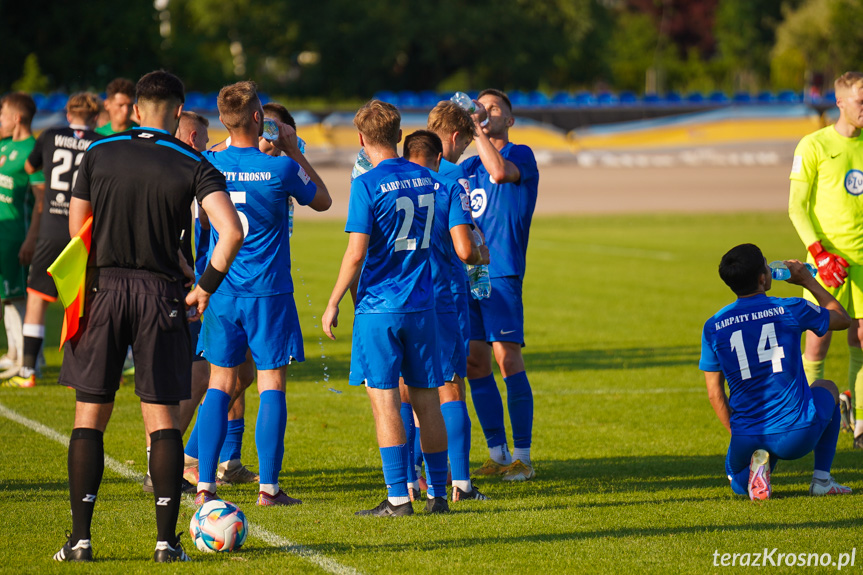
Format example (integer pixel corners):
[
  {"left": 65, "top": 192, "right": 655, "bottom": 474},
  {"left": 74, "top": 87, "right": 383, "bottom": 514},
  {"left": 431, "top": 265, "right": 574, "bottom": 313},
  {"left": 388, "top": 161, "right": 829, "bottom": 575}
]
[
  {"left": 351, "top": 148, "right": 372, "bottom": 182},
  {"left": 769, "top": 260, "right": 817, "bottom": 281},
  {"left": 297, "top": 137, "right": 306, "bottom": 154},
  {"left": 451, "top": 92, "right": 489, "bottom": 127},
  {"left": 263, "top": 117, "right": 279, "bottom": 141},
  {"left": 466, "top": 230, "right": 491, "bottom": 299}
]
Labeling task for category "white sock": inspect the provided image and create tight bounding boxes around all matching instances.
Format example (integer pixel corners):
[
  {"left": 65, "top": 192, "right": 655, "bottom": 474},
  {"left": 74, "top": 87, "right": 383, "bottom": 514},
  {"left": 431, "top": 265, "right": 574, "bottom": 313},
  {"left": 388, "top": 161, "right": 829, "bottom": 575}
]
[
  {"left": 452, "top": 479, "right": 472, "bottom": 494},
  {"left": 513, "top": 448, "right": 531, "bottom": 466},
  {"left": 813, "top": 470, "right": 831, "bottom": 481},
  {"left": 489, "top": 444, "right": 512, "bottom": 465},
  {"left": 184, "top": 454, "right": 198, "bottom": 467},
  {"left": 388, "top": 496, "right": 410, "bottom": 505},
  {"left": 260, "top": 483, "right": 279, "bottom": 496},
  {"left": 4, "top": 301, "right": 24, "bottom": 361},
  {"left": 197, "top": 481, "right": 217, "bottom": 493},
  {"left": 146, "top": 446, "right": 151, "bottom": 473}
]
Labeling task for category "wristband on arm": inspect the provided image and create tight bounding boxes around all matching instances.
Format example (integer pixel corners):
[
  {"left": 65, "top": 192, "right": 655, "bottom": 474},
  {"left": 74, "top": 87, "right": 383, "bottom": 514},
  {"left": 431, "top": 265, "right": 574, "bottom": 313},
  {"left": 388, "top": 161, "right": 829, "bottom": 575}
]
[{"left": 197, "top": 263, "right": 227, "bottom": 294}]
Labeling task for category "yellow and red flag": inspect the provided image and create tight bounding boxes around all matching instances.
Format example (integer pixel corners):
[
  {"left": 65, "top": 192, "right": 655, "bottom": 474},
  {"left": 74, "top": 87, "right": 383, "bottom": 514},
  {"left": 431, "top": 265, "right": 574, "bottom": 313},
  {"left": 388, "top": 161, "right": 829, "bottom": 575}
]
[{"left": 47, "top": 216, "right": 92, "bottom": 348}]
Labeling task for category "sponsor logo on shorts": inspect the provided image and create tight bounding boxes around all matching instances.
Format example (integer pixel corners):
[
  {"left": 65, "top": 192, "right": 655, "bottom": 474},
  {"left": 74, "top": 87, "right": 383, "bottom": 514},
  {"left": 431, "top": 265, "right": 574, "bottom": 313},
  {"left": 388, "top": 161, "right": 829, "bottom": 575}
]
[
  {"left": 500, "top": 329, "right": 516, "bottom": 335},
  {"left": 470, "top": 188, "right": 487, "bottom": 218},
  {"left": 845, "top": 169, "right": 863, "bottom": 196}
]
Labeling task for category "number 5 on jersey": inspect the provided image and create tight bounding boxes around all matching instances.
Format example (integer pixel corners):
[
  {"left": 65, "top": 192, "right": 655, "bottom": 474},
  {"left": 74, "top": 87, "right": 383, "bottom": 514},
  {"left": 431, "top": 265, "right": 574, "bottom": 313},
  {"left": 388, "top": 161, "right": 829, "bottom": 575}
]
[{"left": 729, "top": 323, "right": 785, "bottom": 379}]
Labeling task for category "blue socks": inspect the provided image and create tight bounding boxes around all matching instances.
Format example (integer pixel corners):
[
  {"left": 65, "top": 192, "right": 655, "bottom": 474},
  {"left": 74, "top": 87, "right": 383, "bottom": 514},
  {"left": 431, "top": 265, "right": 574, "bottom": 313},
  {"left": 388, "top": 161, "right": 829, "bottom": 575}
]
[
  {"left": 184, "top": 406, "right": 201, "bottom": 459},
  {"left": 256, "top": 390, "right": 287, "bottom": 486},
  {"left": 814, "top": 402, "right": 841, "bottom": 473},
  {"left": 380, "top": 444, "right": 409, "bottom": 500},
  {"left": 197, "top": 389, "right": 230, "bottom": 484},
  {"left": 220, "top": 418, "right": 245, "bottom": 464},
  {"left": 423, "top": 450, "right": 449, "bottom": 498},
  {"left": 441, "top": 401, "right": 471, "bottom": 482},
  {"left": 400, "top": 403, "right": 418, "bottom": 483},
  {"left": 468, "top": 373, "right": 507, "bottom": 448},
  {"left": 505, "top": 371, "right": 533, "bottom": 449}
]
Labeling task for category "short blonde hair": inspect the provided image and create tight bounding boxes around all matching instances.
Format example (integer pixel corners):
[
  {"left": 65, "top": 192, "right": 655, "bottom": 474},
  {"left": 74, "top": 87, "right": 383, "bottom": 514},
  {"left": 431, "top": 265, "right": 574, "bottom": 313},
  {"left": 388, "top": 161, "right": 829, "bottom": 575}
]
[
  {"left": 217, "top": 81, "right": 260, "bottom": 131},
  {"left": 427, "top": 101, "right": 475, "bottom": 140},
  {"left": 835, "top": 72, "right": 863, "bottom": 94},
  {"left": 66, "top": 92, "right": 102, "bottom": 121},
  {"left": 353, "top": 100, "right": 400, "bottom": 147}
]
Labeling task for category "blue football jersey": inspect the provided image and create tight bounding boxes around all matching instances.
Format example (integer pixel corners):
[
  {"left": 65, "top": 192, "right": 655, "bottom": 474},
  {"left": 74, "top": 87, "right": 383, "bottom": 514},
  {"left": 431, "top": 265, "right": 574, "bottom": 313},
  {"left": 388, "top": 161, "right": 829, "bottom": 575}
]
[
  {"left": 428, "top": 170, "right": 472, "bottom": 314},
  {"left": 203, "top": 146, "right": 316, "bottom": 296},
  {"left": 699, "top": 294, "right": 830, "bottom": 434},
  {"left": 346, "top": 157, "right": 439, "bottom": 314},
  {"left": 439, "top": 158, "right": 471, "bottom": 296},
  {"left": 460, "top": 143, "right": 539, "bottom": 279}
]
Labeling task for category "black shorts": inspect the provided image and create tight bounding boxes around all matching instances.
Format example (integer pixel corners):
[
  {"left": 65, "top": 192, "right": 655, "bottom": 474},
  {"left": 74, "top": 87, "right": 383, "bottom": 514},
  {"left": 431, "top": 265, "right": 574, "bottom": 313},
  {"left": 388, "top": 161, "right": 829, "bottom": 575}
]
[
  {"left": 27, "top": 236, "right": 69, "bottom": 301},
  {"left": 59, "top": 268, "right": 192, "bottom": 403},
  {"left": 189, "top": 319, "right": 205, "bottom": 363}
]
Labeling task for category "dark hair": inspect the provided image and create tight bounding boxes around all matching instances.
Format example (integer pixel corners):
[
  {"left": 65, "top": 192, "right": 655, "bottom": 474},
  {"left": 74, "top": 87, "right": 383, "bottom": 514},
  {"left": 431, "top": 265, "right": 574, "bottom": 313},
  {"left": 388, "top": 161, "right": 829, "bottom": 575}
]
[
  {"left": 478, "top": 88, "right": 513, "bottom": 113},
  {"left": 719, "top": 244, "right": 766, "bottom": 296},
  {"left": 263, "top": 102, "right": 295, "bottom": 129},
  {"left": 1, "top": 92, "right": 36, "bottom": 125},
  {"left": 105, "top": 78, "right": 135, "bottom": 99},
  {"left": 135, "top": 70, "right": 184, "bottom": 105},
  {"left": 403, "top": 130, "right": 443, "bottom": 162}
]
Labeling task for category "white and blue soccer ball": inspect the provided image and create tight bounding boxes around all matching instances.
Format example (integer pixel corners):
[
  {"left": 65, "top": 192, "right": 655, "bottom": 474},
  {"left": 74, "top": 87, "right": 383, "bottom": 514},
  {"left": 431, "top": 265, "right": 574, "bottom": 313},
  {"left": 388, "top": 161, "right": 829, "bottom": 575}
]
[{"left": 189, "top": 499, "right": 248, "bottom": 552}]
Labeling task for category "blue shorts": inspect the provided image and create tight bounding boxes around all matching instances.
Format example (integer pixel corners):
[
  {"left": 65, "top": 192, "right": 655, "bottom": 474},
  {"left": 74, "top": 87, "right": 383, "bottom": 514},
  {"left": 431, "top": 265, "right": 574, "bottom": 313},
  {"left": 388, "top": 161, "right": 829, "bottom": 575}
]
[
  {"left": 452, "top": 288, "right": 471, "bottom": 357},
  {"left": 438, "top": 311, "right": 466, "bottom": 382},
  {"left": 350, "top": 310, "right": 442, "bottom": 390},
  {"left": 200, "top": 292, "right": 304, "bottom": 370},
  {"left": 469, "top": 276, "right": 524, "bottom": 344},
  {"left": 725, "top": 387, "right": 835, "bottom": 478},
  {"left": 188, "top": 319, "right": 205, "bottom": 363}
]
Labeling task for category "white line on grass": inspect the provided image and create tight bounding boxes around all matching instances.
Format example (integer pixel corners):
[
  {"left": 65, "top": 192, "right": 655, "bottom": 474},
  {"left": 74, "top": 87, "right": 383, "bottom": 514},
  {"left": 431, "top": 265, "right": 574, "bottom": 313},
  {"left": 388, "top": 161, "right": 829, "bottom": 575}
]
[{"left": 0, "top": 401, "right": 363, "bottom": 575}]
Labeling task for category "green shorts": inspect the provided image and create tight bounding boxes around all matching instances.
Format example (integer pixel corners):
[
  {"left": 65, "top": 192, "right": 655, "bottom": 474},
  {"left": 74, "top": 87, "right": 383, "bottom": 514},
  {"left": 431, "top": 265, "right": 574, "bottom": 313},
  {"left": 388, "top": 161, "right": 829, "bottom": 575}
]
[
  {"left": 0, "top": 236, "right": 27, "bottom": 300},
  {"left": 804, "top": 260, "right": 863, "bottom": 319}
]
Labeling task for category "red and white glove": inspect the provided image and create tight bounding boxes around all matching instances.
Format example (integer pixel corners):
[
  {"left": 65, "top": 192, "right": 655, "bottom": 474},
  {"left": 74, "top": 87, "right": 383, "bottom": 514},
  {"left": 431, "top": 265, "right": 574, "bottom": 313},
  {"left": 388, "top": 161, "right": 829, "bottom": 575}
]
[{"left": 809, "top": 241, "right": 849, "bottom": 288}]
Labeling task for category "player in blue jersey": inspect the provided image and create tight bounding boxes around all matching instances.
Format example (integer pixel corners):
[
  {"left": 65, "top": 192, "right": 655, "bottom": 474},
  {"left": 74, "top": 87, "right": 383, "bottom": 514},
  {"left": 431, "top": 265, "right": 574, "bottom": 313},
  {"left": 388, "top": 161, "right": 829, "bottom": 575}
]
[
  {"left": 193, "top": 81, "right": 331, "bottom": 507},
  {"left": 460, "top": 89, "right": 539, "bottom": 482},
  {"left": 401, "top": 130, "right": 489, "bottom": 502},
  {"left": 323, "top": 100, "right": 452, "bottom": 516},
  {"left": 700, "top": 244, "right": 852, "bottom": 499}
]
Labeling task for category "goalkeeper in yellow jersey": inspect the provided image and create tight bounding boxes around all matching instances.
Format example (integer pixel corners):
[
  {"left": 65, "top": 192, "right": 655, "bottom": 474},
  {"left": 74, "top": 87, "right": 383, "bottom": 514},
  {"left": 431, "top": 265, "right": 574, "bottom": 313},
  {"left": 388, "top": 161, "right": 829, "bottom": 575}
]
[{"left": 789, "top": 71, "right": 863, "bottom": 447}]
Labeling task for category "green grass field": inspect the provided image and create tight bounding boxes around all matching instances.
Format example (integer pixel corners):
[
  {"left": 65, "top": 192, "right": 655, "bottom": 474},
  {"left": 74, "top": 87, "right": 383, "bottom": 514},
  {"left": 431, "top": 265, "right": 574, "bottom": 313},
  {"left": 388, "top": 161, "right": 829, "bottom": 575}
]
[{"left": 2, "top": 212, "right": 862, "bottom": 574}]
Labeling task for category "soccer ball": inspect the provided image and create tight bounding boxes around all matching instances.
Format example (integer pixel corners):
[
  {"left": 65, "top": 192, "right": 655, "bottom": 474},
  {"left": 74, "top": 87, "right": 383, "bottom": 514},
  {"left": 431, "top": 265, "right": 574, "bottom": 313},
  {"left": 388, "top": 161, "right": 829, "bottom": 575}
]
[{"left": 190, "top": 499, "right": 248, "bottom": 552}]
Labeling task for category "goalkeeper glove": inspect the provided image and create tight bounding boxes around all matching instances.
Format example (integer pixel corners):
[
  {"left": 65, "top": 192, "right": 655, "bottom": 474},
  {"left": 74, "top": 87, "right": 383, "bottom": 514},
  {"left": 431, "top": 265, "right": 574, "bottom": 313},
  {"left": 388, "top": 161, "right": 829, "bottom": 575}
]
[{"left": 808, "top": 241, "right": 849, "bottom": 288}]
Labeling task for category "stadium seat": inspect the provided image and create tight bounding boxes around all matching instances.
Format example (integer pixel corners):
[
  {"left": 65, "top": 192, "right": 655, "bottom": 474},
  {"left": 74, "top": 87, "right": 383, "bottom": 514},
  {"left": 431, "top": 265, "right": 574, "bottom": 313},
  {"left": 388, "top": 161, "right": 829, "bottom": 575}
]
[
  {"left": 665, "top": 91, "right": 682, "bottom": 104},
  {"left": 528, "top": 90, "right": 549, "bottom": 107},
  {"left": 619, "top": 91, "right": 638, "bottom": 105},
  {"left": 418, "top": 90, "right": 440, "bottom": 108},
  {"left": 575, "top": 91, "right": 598, "bottom": 107},
  {"left": 31, "top": 93, "right": 46, "bottom": 111},
  {"left": 686, "top": 91, "right": 705, "bottom": 103},
  {"left": 373, "top": 90, "right": 399, "bottom": 105},
  {"left": 398, "top": 90, "right": 420, "bottom": 108},
  {"left": 44, "top": 93, "right": 69, "bottom": 113},
  {"left": 642, "top": 93, "right": 661, "bottom": 105},
  {"left": 257, "top": 91, "right": 271, "bottom": 105},
  {"left": 756, "top": 91, "right": 775, "bottom": 104},
  {"left": 596, "top": 92, "right": 618, "bottom": 106},
  {"left": 466, "top": 90, "right": 479, "bottom": 100},
  {"left": 732, "top": 92, "right": 752, "bottom": 104},
  {"left": 777, "top": 90, "right": 801, "bottom": 103},
  {"left": 551, "top": 91, "right": 573, "bottom": 105},
  {"left": 708, "top": 91, "right": 729, "bottom": 103},
  {"left": 508, "top": 90, "right": 530, "bottom": 108},
  {"left": 185, "top": 91, "right": 206, "bottom": 111}
]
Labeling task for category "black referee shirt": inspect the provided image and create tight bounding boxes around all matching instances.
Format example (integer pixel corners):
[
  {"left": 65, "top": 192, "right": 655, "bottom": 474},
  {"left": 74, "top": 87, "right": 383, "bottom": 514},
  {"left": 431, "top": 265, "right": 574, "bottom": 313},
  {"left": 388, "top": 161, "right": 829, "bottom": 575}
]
[{"left": 72, "top": 127, "right": 226, "bottom": 283}]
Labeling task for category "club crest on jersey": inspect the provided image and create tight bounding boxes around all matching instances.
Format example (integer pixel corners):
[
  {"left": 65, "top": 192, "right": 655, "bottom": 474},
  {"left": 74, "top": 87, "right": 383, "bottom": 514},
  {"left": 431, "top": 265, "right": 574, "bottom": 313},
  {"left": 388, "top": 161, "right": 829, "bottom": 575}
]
[
  {"left": 74, "top": 130, "right": 85, "bottom": 140},
  {"left": 9, "top": 150, "right": 16, "bottom": 161},
  {"left": 470, "top": 188, "right": 488, "bottom": 218},
  {"left": 460, "top": 192, "right": 470, "bottom": 212},
  {"left": 845, "top": 169, "right": 863, "bottom": 196}
]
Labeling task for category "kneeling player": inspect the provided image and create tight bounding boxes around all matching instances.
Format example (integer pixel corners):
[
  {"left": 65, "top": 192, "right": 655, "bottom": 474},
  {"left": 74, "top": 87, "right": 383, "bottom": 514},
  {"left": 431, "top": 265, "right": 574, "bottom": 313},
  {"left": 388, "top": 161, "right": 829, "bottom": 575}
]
[
  {"left": 700, "top": 244, "right": 852, "bottom": 499},
  {"left": 194, "top": 81, "right": 330, "bottom": 507}
]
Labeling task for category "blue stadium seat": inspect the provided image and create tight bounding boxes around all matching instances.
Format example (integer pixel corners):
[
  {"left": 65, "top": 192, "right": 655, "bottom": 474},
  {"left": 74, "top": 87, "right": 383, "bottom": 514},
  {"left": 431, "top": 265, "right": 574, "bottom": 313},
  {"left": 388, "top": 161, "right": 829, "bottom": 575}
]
[
  {"left": 642, "top": 93, "right": 661, "bottom": 105},
  {"left": 686, "top": 91, "right": 705, "bottom": 103},
  {"left": 44, "top": 92, "right": 68, "bottom": 113},
  {"left": 551, "top": 91, "right": 572, "bottom": 105},
  {"left": 466, "top": 90, "right": 479, "bottom": 100},
  {"left": 665, "top": 91, "right": 682, "bottom": 104},
  {"left": 203, "top": 93, "right": 218, "bottom": 111},
  {"left": 528, "top": 90, "right": 549, "bottom": 107},
  {"left": 732, "top": 92, "right": 752, "bottom": 104},
  {"left": 185, "top": 91, "right": 206, "bottom": 110},
  {"left": 777, "top": 90, "right": 801, "bottom": 103},
  {"left": 31, "top": 93, "right": 46, "bottom": 111},
  {"left": 574, "top": 91, "right": 597, "bottom": 107},
  {"left": 257, "top": 92, "right": 271, "bottom": 105},
  {"left": 822, "top": 91, "right": 836, "bottom": 103},
  {"left": 756, "top": 91, "right": 775, "bottom": 103},
  {"left": 373, "top": 91, "right": 399, "bottom": 105},
  {"left": 619, "top": 91, "right": 638, "bottom": 105},
  {"left": 708, "top": 91, "right": 729, "bottom": 103},
  {"left": 398, "top": 90, "right": 420, "bottom": 108},
  {"left": 596, "top": 92, "right": 618, "bottom": 106},
  {"left": 418, "top": 90, "right": 440, "bottom": 107},
  {"left": 508, "top": 90, "right": 530, "bottom": 108}
]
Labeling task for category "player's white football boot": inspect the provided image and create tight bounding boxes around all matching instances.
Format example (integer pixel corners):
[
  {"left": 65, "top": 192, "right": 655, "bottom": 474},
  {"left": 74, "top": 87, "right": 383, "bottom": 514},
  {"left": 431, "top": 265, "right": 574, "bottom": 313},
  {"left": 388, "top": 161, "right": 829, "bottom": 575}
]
[
  {"left": 748, "top": 449, "right": 771, "bottom": 501},
  {"left": 809, "top": 475, "right": 852, "bottom": 496}
]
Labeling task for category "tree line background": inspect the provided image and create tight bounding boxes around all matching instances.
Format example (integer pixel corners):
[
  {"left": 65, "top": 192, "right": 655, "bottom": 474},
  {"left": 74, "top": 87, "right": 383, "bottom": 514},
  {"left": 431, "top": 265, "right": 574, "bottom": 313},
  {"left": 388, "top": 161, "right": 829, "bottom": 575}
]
[{"left": 4, "top": 0, "right": 863, "bottom": 101}]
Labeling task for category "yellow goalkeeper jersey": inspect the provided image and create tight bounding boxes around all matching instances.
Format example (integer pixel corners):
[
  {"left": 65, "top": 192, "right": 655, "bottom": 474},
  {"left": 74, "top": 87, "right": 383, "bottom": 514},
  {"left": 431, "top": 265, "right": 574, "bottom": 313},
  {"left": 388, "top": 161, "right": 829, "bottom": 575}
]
[{"left": 790, "top": 125, "right": 863, "bottom": 263}]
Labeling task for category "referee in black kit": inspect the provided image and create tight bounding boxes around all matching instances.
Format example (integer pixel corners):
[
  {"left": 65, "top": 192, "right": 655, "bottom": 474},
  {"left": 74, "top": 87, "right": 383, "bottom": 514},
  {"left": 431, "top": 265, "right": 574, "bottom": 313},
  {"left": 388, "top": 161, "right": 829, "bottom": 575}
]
[{"left": 53, "top": 71, "right": 244, "bottom": 563}]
